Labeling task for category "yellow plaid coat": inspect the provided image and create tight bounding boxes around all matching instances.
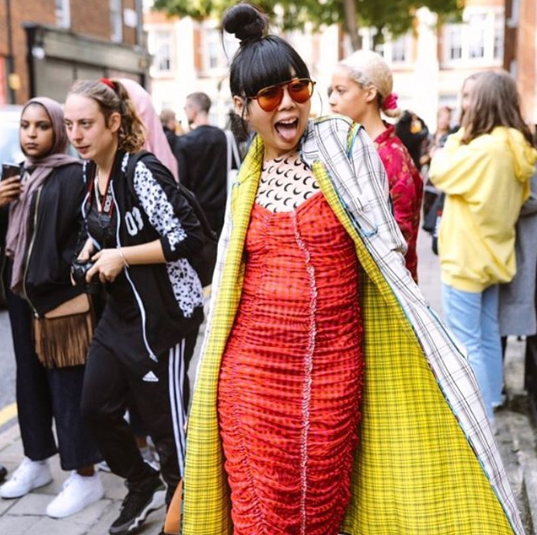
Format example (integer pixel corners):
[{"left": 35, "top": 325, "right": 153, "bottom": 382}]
[{"left": 182, "top": 116, "right": 523, "bottom": 535}]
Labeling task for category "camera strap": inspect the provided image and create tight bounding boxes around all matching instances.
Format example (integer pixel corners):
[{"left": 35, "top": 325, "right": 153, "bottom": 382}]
[{"left": 88, "top": 167, "right": 115, "bottom": 219}]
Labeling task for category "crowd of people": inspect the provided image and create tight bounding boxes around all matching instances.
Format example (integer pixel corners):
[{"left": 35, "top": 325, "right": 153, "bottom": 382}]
[{"left": 0, "top": 2, "right": 536, "bottom": 535}]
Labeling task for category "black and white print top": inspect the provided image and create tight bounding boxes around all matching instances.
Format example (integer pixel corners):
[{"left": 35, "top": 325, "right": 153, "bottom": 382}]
[
  {"left": 130, "top": 158, "right": 203, "bottom": 318},
  {"left": 257, "top": 152, "right": 320, "bottom": 213},
  {"left": 81, "top": 151, "right": 205, "bottom": 361}
]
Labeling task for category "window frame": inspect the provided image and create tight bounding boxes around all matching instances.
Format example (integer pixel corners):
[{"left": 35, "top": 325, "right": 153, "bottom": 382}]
[
  {"left": 55, "top": 0, "right": 71, "bottom": 29},
  {"left": 441, "top": 6, "right": 504, "bottom": 67},
  {"left": 149, "top": 29, "right": 174, "bottom": 75},
  {"left": 110, "top": 0, "right": 123, "bottom": 43}
]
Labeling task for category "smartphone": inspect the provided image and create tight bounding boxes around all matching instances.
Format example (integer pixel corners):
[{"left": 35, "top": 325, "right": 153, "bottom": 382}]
[{"left": 1, "top": 163, "right": 20, "bottom": 181}]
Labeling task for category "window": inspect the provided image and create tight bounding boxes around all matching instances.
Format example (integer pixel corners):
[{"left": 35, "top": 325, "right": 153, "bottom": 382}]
[
  {"left": 201, "top": 26, "right": 238, "bottom": 74},
  {"left": 110, "top": 0, "right": 123, "bottom": 43},
  {"left": 391, "top": 34, "right": 411, "bottom": 63},
  {"left": 446, "top": 26, "right": 463, "bottom": 60},
  {"left": 468, "top": 13, "right": 486, "bottom": 59},
  {"left": 205, "top": 29, "right": 220, "bottom": 71},
  {"left": 55, "top": 0, "right": 70, "bottom": 28},
  {"left": 493, "top": 13, "right": 504, "bottom": 60},
  {"left": 442, "top": 8, "right": 504, "bottom": 66},
  {"left": 153, "top": 31, "right": 172, "bottom": 73},
  {"left": 357, "top": 28, "right": 412, "bottom": 65}
]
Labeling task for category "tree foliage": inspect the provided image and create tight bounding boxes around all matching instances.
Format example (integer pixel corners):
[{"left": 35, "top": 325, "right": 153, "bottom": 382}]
[{"left": 153, "top": 0, "right": 463, "bottom": 50}]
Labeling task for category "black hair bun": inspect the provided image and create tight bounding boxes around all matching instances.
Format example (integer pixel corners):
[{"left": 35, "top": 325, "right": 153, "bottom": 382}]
[{"left": 223, "top": 3, "right": 268, "bottom": 43}]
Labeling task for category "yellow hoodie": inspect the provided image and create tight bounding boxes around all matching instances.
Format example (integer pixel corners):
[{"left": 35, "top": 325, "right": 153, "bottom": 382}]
[{"left": 429, "top": 126, "right": 537, "bottom": 292}]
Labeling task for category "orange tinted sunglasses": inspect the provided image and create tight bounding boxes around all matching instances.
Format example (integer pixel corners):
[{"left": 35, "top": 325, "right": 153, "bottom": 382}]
[{"left": 250, "top": 78, "right": 316, "bottom": 112}]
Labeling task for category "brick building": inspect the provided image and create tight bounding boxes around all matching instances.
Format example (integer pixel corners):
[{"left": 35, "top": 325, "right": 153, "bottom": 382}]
[
  {"left": 504, "top": 0, "right": 537, "bottom": 126},
  {"left": 0, "top": 0, "right": 150, "bottom": 105},
  {"left": 144, "top": 0, "right": 508, "bottom": 131}
]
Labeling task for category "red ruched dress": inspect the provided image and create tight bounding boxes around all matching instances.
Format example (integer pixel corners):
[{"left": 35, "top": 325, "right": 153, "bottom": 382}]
[{"left": 218, "top": 158, "right": 364, "bottom": 535}]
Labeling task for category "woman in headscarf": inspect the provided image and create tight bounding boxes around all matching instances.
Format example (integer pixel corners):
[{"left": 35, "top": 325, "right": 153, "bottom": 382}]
[
  {"left": 0, "top": 97, "right": 103, "bottom": 518},
  {"left": 119, "top": 78, "right": 180, "bottom": 182}
]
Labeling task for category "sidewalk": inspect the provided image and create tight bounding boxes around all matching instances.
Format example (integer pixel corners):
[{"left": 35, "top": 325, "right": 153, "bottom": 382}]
[
  {"left": 0, "top": 230, "right": 536, "bottom": 534},
  {"left": 0, "top": 422, "right": 165, "bottom": 534}
]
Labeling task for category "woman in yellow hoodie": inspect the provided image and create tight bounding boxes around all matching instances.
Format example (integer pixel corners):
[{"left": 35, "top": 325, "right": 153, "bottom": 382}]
[{"left": 430, "top": 71, "right": 537, "bottom": 423}]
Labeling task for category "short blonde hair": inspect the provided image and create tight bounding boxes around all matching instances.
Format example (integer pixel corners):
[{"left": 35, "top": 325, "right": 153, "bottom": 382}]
[{"left": 340, "top": 50, "right": 401, "bottom": 118}]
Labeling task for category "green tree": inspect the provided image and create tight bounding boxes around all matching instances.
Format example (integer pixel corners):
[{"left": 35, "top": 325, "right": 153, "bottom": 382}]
[{"left": 153, "top": 0, "right": 463, "bottom": 51}]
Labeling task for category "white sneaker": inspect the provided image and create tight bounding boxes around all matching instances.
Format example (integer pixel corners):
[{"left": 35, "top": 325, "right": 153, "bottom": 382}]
[
  {"left": 46, "top": 471, "right": 104, "bottom": 518},
  {"left": 0, "top": 457, "right": 52, "bottom": 499}
]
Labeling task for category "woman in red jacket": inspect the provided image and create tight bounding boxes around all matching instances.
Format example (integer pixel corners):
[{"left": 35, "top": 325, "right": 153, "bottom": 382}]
[{"left": 329, "top": 50, "right": 423, "bottom": 281}]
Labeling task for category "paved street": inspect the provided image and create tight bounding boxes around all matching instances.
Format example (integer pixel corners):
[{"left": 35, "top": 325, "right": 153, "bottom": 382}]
[{"left": 0, "top": 229, "right": 536, "bottom": 533}]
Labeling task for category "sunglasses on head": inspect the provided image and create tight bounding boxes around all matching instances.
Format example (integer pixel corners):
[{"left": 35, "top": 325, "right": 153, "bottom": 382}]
[{"left": 250, "top": 78, "right": 316, "bottom": 112}]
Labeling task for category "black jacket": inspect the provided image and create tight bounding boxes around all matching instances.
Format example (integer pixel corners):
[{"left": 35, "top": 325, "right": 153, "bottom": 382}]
[
  {"left": 0, "top": 163, "right": 86, "bottom": 316},
  {"left": 82, "top": 151, "right": 205, "bottom": 360},
  {"left": 176, "top": 125, "right": 228, "bottom": 233}
]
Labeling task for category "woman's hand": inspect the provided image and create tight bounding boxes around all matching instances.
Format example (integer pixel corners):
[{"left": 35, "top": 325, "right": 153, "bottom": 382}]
[
  {"left": 86, "top": 249, "right": 125, "bottom": 284},
  {"left": 77, "top": 237, "right": 95, "bottom": 262},
  {"left": 0, "top": 177, "right": 23, "bottom": 207}
]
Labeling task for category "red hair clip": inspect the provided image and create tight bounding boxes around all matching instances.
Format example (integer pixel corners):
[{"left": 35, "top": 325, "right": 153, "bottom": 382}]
[{"left": 100, "top": 77, "right": 115, "bottom": 90}]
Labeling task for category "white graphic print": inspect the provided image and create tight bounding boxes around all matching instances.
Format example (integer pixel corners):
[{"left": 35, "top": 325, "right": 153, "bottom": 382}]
[
  {"left": 132, "top": 159, "right": 203, "bottom": 317},
  {"left": 133, "top": 161, "right": 187, "bottom": 251},
  {"left": 125, "top": 207, "right": 144, "bottom": 236}
]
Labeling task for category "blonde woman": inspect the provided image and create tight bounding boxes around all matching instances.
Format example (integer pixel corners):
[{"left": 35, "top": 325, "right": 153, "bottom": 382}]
[{"left": 330, "top": 50, "right": 423, "bottom": 281}]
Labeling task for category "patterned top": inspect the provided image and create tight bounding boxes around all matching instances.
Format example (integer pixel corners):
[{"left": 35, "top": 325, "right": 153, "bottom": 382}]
[
  {"left": 258, "top": 153, "right": 320, "bottom": 212},
  {"left": 374, "top": 123, "right": 423, "bottom": 281}
]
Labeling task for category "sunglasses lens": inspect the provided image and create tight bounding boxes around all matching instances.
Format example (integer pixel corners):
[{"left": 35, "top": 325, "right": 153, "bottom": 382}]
[
  {"left": 257, "top": 86, "right": 283, "bottom": 112},
  {"left": 289, "top": 79, "right": 313, "bottom": 103},
  {"left": 254, "top": 79, "right": 314, "bottom": 111}
]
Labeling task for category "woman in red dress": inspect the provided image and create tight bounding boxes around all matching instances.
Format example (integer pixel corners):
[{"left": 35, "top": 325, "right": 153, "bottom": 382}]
[
  {"left": 218, "top": 156, "right": 364, "bottom": 534},
  {"left": 209, "top": 6, "right": 365, "bottom": 535},
  {"left": 182, "top": 5, "right": 524, "bottom": 535},
  {"left": 329, "top": 50, "right": 423, "bottom": 281}
]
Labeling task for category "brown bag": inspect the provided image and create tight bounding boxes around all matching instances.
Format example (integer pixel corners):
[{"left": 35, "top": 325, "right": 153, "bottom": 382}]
[
  {"left": 163, "top": 480, "right": 182, "bottom": 535},
  {"left": 33, "top": 294, "right": 95, "bottom": 368}
]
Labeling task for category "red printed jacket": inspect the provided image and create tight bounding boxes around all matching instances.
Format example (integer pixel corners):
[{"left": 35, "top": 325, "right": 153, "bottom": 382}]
[{"left": 374, "top": 124, "right": 423, "bottom": 281}]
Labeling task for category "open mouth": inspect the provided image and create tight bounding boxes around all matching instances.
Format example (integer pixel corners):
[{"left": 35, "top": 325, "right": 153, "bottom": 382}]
[{"left": 275, "top": 118, "right": 299, "bottom": 143}]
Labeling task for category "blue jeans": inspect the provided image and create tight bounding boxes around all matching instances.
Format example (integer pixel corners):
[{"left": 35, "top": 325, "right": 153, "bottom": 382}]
[{"left": 442, "top": 283, "right": 502, "bottom": 421}]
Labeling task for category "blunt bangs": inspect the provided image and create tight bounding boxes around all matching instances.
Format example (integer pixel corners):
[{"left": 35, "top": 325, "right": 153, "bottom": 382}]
[{"left": 230, "top": 36, "right": 310, "bottom": 98}]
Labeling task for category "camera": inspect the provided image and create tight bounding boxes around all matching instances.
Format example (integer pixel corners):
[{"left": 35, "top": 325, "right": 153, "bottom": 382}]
[{"left": 71, "top": 260, "right": 100, "bottom": 294}]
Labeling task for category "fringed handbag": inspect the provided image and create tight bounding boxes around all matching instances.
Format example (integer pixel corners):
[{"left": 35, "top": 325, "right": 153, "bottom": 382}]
[{"left": 33, "top": 293, "right": 95, "bottom": 368}]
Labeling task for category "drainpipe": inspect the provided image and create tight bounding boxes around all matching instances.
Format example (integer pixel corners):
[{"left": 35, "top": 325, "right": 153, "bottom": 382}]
[{"left": 5, "top": 0, "right": 16, "bottom": 103}]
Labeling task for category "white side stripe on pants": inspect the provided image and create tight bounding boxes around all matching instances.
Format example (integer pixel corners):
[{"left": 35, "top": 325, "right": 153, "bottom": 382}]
[{"left": 168, "top": 339, "right": 186, "bottom": 477}]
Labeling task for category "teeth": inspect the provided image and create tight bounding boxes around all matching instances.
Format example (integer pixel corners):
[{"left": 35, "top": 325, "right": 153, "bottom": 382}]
[{"left": 279, "top": 119, "right": 296, "bottom": 125}]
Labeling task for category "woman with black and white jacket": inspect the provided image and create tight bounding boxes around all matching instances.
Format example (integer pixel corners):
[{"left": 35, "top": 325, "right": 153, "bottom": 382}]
[{"left": 64, "top": 78, "right": 204, "bottom": 535}]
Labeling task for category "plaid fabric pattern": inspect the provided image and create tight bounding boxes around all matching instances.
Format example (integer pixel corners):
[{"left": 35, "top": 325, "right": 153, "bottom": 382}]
[{"left": 182, "top": 117, "right": 522, "bottom": 535}]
